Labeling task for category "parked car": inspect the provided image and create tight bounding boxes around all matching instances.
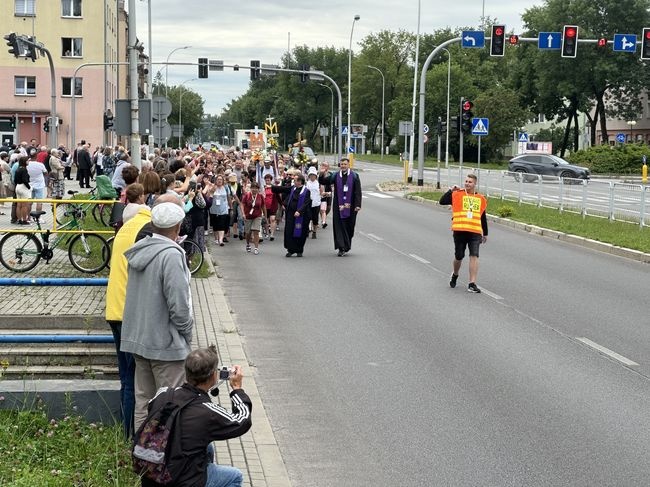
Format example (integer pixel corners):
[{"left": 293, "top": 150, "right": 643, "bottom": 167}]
[{"left": 508, "top": 154, "right": 590, "bottom": 182}]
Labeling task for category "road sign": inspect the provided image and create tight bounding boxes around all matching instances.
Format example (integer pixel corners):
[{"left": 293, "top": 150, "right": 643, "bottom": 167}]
[
  {"left": 398, "top": 121, "right": 412, "bottom": 136},
  {"left": 423, "top": 134, "right": 429, "bottom": 144},
  {"left": 538, "top": 32, "right": 562, "bottom": 50},
  {"left": 348, "top": 146, "right": 355, "bottom": 153},
  {"left": 518, "top": 132, "right": 529, "bottom": 143},
  {"left": 613, "top": 34, "right": 637, "bottom": 52},
  {"left": 471, "top": 118, "right": 489, "bottom": 136},
  {"left": 461, "top": 31, "right": 485, "bottom": 49},
  {"left": 423, "top": 123, "right": 429, "bottom": 134},
  {"left": 616, "top": 133, "right": 626, "bottom": 143},
  {"left": 341, "top": 126, "right": 348, "bottom": 135},
  {"left": 152, "top": 96, "right": 172, "bottom": 119}
]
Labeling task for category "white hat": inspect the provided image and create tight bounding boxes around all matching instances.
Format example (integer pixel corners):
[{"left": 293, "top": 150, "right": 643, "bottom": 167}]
[
  {"left": 307, "top": 167, "right": 318, "bottom": 176},
  {"left": 151, "top": 202, "right": 185, "bottom": 228}
]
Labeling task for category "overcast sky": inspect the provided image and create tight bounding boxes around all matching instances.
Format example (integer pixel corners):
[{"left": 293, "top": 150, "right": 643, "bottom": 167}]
[{"left": 134, "top": 0, "right": 544, "bottom": 115}]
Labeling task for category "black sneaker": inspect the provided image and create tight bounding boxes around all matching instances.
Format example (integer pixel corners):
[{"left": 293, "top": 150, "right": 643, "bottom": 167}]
[
  {"left": 467, "top": 283, "right": 481, "bottom": 293},
  {"left": 449, "top": 274, "right": 458, "bottom": 288}
]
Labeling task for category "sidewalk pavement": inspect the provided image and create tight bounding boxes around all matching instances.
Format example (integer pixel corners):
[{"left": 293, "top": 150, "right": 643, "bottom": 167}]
[{"left": 0, "top": 240, "right": 292, "bottom": 486}]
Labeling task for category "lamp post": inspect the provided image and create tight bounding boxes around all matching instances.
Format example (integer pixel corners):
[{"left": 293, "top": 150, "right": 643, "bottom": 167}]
[
  {"left": 178, "top": 78, "right": 197, "bottom": 148},
  {"left": 165, "top": 45, "right": 191, "bottom": 99},
  {"left": 441, "top": 47, "right": 451, "bottom": 168},
  {"left": 627, "top": 120, "right": 637, "bottom": 142},
  {"left": 347, "top": 14, "right": 360, "bottom": 154},
  {"left": 319, "top": 83, "right": 334, "bottom": 154},
  {"left": 366, "top": 65, "right": 385, "bottom": 160}
]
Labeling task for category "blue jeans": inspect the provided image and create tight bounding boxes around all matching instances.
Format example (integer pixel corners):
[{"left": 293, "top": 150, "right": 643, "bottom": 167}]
[
  {"left": 108, "top": 321, "right": 135, "bottom": 438},
  {"left": 205, "top": 443, "right": 243, "bottom": 487}
]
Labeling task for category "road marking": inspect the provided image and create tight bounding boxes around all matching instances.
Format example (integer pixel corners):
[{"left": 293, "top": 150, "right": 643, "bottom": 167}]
[
  {"left": 409, "top": 253, "right": 430, "bottom": 264},
  {"left": 367, "top": 233, "right": 384, "bottom": 241},
  {"left": 480, "top": 288, "right": 503, "bottom": 300},
  {"left": 365, "top": 191, "right": 394, "bottom": 199},
  {"left": 575, "top": 337, "right": 638, "bottom": 366}
]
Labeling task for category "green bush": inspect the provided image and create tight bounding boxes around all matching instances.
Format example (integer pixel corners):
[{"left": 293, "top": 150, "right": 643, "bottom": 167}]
[
  {"left": 496, "top": 205, "right": 514, "bottom": 218},
  {"left": 569, "top": 143, "right": 650, "bottom": 174}
]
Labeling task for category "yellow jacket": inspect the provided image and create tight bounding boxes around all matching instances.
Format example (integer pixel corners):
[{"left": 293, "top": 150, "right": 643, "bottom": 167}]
[{"left": 105, "top": 208, "right": 152, "bottom": 322}]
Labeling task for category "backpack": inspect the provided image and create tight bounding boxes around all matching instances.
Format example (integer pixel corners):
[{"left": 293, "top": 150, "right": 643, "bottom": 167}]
[{"left": 132, "top": 388, "right": 194, "bottom": 485}]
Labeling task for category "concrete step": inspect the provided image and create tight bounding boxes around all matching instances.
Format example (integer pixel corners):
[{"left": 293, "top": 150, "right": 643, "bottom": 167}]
[
  {"left": 0, "top": 329, "right": 112, "bottom": 335},
  {"left": 0, "top": 344, "right": 116, "bottom": 367},
  {"left": 1, "top": 364, "right": 119, "bottom": 380},
  {"left": 0, "top": 315, "right": 107, "bottom": 329}
]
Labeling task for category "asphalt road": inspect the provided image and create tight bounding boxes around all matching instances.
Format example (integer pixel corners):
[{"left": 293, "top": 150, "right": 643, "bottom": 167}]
[{"left": 213, "top": 162, "right": 650, "bottom": 487}]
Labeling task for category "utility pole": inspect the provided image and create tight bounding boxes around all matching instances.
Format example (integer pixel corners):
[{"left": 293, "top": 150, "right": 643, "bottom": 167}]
[{"left": 128, "top": 0, "right": 141, "bottom": 168}]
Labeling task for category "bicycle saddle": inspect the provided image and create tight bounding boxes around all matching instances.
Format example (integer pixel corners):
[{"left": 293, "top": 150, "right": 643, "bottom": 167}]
[{"left": 30, "top": 210, "right": 46, "bottom": 219}]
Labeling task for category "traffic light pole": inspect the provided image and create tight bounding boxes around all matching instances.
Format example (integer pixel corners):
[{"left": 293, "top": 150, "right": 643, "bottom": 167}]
[{"left": 417, "top": 36, "right": 612, "bottom": 186}]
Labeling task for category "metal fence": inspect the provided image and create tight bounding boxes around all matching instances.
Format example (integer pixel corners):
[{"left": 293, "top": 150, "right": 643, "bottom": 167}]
[{"left": 430, "top": 166, "right": 649, "bottom": 227}]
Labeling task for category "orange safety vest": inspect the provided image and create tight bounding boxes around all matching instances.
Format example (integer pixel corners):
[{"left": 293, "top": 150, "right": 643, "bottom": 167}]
[{"left": 450, "top": 190, "right": 486, "bottom": 235}]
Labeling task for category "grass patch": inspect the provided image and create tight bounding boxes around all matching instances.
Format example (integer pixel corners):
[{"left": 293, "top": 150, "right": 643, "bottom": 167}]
[
  {"left": 411, "top": 191, "right": 650, "bottom": 254},
  {"left": 192, "top": 254, "right": 213, "bottom": 279},
  {"left": 0, "top": 409, "right": 140, "bottom": 486}
]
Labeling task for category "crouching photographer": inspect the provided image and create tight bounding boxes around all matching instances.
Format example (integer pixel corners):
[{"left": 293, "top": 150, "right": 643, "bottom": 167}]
[{"left": 135, "top": 346, "right": 252, "bottom": 487}]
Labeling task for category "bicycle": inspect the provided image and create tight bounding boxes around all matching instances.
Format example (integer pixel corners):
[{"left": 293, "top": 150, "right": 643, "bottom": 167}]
[
  {"left": 0, "top": 205, "right": 111, "bottom": 274},
  {"left": 56, "top": 180, "right": 115, "bottom": 227},
  {"left": 104, "top": 235, "right": 204, "bottom": 276}
]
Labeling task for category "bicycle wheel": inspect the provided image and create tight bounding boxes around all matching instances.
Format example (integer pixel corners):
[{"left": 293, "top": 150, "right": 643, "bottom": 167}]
[
  {"left": 92, "top": 202, "right": 113, "bottom": 227},
  {"left": 183, "top": 239, "right": 204, "bottom": 275},
  {"left": 0, "top": 233, "right": 42, "bottom": 272},
  {"left": 54, "top": 202, "right": 74, "bottom": 225},
  {"left": 68, "top": 233, "right": 110, "bottom": 273},
  {"left": 103, "top": 236, "right": 114, "bottom": 270}
]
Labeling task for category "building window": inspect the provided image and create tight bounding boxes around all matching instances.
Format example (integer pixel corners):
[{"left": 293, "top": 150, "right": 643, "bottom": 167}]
[
  {"left": 62, "top": 77, "right": 82, "bottom": 97},
  {"left": 61, "top": 0, "right": 81, "bottom": 17},
  {"left": 15, "top": 76, "right": 36, "bottom": 96},
  {"left": 15, "top": 0, "right": 35, "bottom": 16},
  {"left": 62, "top": 38, "right": 82, "bottom": 57}
]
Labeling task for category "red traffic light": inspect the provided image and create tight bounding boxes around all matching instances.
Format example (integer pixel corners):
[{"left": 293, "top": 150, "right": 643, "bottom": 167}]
[
  {"left": 646, "top": 30, "right": 650, "bottom": 40},
  {"left": 495, "top": 27, "right": 504, "bottom": 37},
  {"left": 597, "top": 38, "right": 607, "bottom": 47},
  {"left": 462, "top": 101, "right": 473, "bottom": 111},
  {"left": 565, "top": 27, "right": 577, "bottom": 38},
  {"left": 509, "top": 35, "right": 519, "bottom": 45}
]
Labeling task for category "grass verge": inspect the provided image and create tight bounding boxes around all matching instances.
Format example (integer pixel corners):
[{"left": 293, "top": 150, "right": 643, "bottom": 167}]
[
  {"left": 411, "top": 190, "right": 650, "bottom": 254},
  {"left": 0, "top": 408, "right": 139, "bottom": 486}
]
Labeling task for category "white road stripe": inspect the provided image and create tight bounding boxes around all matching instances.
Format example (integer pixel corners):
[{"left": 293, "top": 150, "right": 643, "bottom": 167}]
[
  {"left": 575, "top": 337, "right": 639, "bottom": 366},
  {"left": 365, "top": 191, "right": 394, "bottom": 199},
  {"left": 367, "top": 233, "right": 384, "bottom": 241},
  {"left": 409, "top": 253, "right": 430, "bottom": 264}
]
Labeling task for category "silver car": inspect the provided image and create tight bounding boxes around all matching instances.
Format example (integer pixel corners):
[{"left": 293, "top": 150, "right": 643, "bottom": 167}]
[{"left": 508, "top": 154, "right": 590, "bottom": 182}]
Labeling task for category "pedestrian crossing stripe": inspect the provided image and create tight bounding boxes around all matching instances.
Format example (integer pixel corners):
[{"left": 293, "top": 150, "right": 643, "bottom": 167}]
[{"left": 364, "top": 192, "right": 394, "bottom": 199}]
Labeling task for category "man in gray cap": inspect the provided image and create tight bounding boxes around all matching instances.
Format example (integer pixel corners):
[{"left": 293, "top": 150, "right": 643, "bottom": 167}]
[{"left": 120, "top": 196, "right": 194, "bottom": 430}]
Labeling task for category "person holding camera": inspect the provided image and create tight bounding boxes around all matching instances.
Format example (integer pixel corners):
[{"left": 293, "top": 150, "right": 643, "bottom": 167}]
[{"left": 140, "top": 346, "right": 252, "bottom": 487}]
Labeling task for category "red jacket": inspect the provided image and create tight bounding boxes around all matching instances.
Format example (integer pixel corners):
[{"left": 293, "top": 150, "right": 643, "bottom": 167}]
[{"left": 241, "top": 191, "right": 265, "bottom": 219}]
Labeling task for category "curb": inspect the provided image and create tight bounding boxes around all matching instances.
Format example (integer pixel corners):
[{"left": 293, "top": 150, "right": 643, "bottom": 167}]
[{"left": 386, "top": 186, "right": 650, "bottom": 265}]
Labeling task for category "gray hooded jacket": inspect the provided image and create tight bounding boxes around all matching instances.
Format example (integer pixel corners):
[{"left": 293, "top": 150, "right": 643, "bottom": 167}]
[{"left": 121, "top": 234, "right": 193, "bottom": 361}]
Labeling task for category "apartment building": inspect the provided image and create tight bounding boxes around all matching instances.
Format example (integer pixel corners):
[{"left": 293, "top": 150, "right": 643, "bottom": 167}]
[{"left": 0, "top": 0, "right": 126, "bottom": 150}]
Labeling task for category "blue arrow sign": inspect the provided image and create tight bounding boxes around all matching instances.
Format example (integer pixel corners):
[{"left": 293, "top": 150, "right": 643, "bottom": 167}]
[
  {"left": 538, "top": 32, "right": 562, "bottom": 50},
  {"left": 471, "top": 118, "right": 489, "bottom": 136},
  {"left": 348, "top": 146, "right": 355, "bottom": 153},
  {"left": 616, "top": 133, "right": 626, "bottom": 143},
  {"left": 613, "top": 34, "right": 637, "bottom": 52},
  {"left": 518, "top": 132, "right": 529, "bottom": 143},
  {"left": 461, "top": 31, "right": 485, "bottom": 49}
]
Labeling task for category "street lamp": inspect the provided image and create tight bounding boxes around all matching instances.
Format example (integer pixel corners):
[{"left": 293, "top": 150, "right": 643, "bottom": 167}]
[
  {"left": 627, "top": 120, "right": 637, "bottom": 142},
  {"left": 441, "top": 47, "right": 451, "bottom": 169},
  {"left": 165, "top": 45, "right": 191, "bottom": 99},
  {"left": 319, "top": 83, "right": 334, "bottom": 154},
  {"left": 366, "top": 65, "right": 385, "bottom": 160},
  {"left": 178, "top": 78, "right": 197, "bottom": 148},
  {"left": 347, "top": 14, "right": 360, "bottom": 154}
]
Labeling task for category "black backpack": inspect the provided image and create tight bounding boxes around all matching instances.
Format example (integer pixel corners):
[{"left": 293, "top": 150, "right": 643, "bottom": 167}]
[{"left": 132, "top": 388, "right": 194, "bottom": 485}]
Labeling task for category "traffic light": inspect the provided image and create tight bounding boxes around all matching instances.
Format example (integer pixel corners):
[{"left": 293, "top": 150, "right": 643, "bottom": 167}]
[
  {"left": 461, "top": 98, "right": 473, "bottom": 135},
  {"left": 198, "top": 58, "right": 208, "bottom": 79},
  {"left": 451, "top": 116, "right": 459, "bottom": 134},
  {"left": 25, "top": 36, "right": 37, "bottom": 62},
  {"left": 250, "top": 60, "right": 260, "bottom": 81},
  {"left": 300, "top": 64, "right": 310, "bottom": 83},
  {"left": 509, "top": 35, "right": 519, "bottom": 45},
  {"left": 597, "top": 38, "right": 607, "bottom": 49},
  {"left": 9, "top": 116, "right": 16, "bottom": 129},
  {"left": 103, "top": 112, "right": 114, "bottom": 131},
  {"left": 4, "top": 33, "right": 20, "bottom": 57},
  {"left": 561, "top": 25, "right": 579, "bottom": 58},
  {"left": 642, "top": 28, "right": 650, "bottom": 60},
  {"left": 490, "top": 25, "right": 505, "bottom": 57},
  {"left": 43, "top": 118, "right": 50, "bottom": 133}
]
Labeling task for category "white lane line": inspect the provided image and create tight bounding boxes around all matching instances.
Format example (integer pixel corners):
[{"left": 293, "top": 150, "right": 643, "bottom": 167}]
[
  {"left": 365, "top": 191, "right": 395, "bottom": 199},
  {"left": 409, "top": 253, "right": 430, "bottom": 264},
  {"left": 367, "top": 233, "right": 384, "bottom": 241},
  {"left": 480, "top": 288, "right": 503, "bottom": 300},
  {"left": 575, "top": 337, "right": 639, "bottom": 366}
]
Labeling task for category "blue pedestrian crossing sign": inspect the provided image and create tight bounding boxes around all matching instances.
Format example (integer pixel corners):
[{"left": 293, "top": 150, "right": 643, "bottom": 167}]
[
  {"left": 341, "top": 126, "right": 348, "bottom": 135},
  {"left": 518, "top": 132, "right": 529, "bottom": 143},
  {"left": 471, "top": 118, "right": 489, "bottom": 136},
  {"left": 538, "top": 32, "right": 562, "bottom": 50},
  {"left": 616, "top": 133, "right": 626, "bottom": 143},
  {"left": 461, "top": 31, "right": 485, "bottom": 49},
  {"left": 613, "top": 34, "right": 637, "bottom": 52}
]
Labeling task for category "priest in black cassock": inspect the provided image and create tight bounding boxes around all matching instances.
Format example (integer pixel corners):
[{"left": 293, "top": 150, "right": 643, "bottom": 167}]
[
  {"left": 330, "top": 157, "right": 362, "bottom": 256},
  {"left": 272, "top": 172, "right": 312, "bottom": 257}
]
